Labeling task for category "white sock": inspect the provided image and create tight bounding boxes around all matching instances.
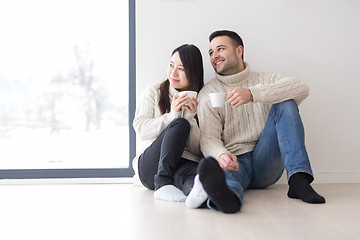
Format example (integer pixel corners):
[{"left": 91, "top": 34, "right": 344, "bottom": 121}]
[
  {"left": 186, "top": 174, "right": 209, "bottom": 209},
  {"left": 154, "top": 185, "right": 186, "bottom": 202}
]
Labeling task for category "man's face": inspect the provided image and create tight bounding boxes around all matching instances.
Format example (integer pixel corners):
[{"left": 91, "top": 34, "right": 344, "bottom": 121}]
[{"left": 208, "top": 36, "right": 243, "bottom": 75}]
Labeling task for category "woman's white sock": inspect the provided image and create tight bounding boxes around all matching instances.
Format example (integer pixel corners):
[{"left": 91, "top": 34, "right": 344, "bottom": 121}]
[
  {"left": 154, "top": 185, "right": 186, "bottom": 202},
  {"left": 186, "top": 174, "right": 209, "bottom": 209}
]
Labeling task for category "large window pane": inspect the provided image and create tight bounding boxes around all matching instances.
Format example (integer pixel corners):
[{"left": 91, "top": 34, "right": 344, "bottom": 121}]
[{"left": 0, "top": 0, "right": 130, "bottom": 170}]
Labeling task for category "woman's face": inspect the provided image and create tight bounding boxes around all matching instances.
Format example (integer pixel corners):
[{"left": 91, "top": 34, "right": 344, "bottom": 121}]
[{"left": 167, "top": 51, "right": 189, "bottom": 91}]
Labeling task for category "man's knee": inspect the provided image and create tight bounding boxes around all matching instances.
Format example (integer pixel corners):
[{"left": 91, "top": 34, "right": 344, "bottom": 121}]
[{"left": 273, "top": 99, "right": 299, "bottom": 114}]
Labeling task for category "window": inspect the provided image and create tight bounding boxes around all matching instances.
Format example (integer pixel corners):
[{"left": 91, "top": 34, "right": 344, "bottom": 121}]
[{"left": 0, "top": 0, "right": 135, "bottom": 178}]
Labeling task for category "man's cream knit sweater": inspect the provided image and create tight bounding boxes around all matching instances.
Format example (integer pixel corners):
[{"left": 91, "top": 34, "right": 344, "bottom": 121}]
[
  {"left": 132, "top": 84, "right": 202, "bottom": 180},
  {"left": 197, "top": 63, "right": 310, "bottom": 160}
]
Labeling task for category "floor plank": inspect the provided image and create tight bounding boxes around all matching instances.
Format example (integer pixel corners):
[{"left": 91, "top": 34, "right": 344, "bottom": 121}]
[{"left": 0, "top": 183, "right": 359, "bottom": 240}]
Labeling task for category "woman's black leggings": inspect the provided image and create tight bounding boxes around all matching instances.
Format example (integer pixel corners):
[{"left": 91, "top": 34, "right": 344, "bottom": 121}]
[{"left": 138, "top": 118, "right": 198, "bottom": 195}]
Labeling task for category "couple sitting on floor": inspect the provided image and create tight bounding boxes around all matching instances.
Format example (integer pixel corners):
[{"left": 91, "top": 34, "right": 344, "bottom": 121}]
[{"left": 132, "top": 30, "right": 325, "bottom": 214}]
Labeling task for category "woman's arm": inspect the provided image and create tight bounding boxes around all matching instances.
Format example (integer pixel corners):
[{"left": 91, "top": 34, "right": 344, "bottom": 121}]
[{"left": 133, "top": 86, "right": 181, "bottom": 140}]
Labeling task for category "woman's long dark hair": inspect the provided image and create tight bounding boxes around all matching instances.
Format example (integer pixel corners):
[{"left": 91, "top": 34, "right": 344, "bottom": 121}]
[{"left": 158, "top": 44, "right": 204, "bottom": 114}]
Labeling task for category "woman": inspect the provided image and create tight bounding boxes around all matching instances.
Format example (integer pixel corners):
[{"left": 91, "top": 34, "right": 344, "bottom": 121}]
[{"left": 132, "top": 44, "right": 204, "bottom": 201}]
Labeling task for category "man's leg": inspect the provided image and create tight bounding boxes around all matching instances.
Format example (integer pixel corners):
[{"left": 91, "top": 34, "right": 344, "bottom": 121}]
[
  {"left": 224, "top": 153, "right": 253, "bottom": 204},
  {"left": 185, "top": 156, "right": 251, "bottom": 211},
  {"left": 197, "top": 157, "right": 242, "bottom": 213},
  {"left": 249, "top": 100, "right": 325, "bottom": 203}
]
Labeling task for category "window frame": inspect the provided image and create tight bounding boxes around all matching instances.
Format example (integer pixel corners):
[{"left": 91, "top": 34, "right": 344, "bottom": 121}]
[{"left": 0, "top": 0, "right": 136, "bottom": 180}]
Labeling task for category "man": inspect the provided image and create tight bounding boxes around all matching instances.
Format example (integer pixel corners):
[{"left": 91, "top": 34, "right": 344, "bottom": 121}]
[{"left": 185, "top": 30, "right": 325, "bottom": 213}]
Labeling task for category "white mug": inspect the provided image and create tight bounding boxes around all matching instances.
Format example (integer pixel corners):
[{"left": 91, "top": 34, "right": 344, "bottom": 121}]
[
  {"left": 179, "top": 91, "right": 197, "bottom": 105},
  {"left": 209, "top": 92, "right": 227, "bottom": 107},
  {"left": 179, "top": 90, "right": 197, "bottom": 99}
]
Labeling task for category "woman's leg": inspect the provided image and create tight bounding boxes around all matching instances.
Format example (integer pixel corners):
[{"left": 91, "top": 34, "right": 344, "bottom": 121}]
[
  {"left": 173, "top": 158, "right": 198, "bottom": 195},
  {"left": 138, "top": 127, "right": 168, "bottom": 190},
  {"left": 138, "top": 118, "right": 190, "bottom": 190},
  {"left": 154, "top": 118, "right": 190, "bottom": 190}
]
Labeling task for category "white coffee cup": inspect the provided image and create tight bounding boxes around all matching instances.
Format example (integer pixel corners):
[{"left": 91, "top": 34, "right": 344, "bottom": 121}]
[
  {"left": 179, "top": 91, "right": 197, "bottom": 106},
  {"left": 179, "top": 90, "right": 197, "bottom": 99},
  {"left": 209, "top": 92, "right": 227, "bottom": 107}
]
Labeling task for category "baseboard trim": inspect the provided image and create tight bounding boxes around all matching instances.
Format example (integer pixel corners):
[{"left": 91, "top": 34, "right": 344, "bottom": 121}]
[
  {"left": 277, "top": 172, "right": 360, "bottom": 184},
  {"left": 0, "top": 178, "right": 134, "bottom": 185}
]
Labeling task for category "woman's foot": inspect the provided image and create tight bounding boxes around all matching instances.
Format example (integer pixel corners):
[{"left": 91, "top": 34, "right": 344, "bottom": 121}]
[
  {"left": 186, "top": 174, "right": 209, "bottom": 209},
  {"left": 154, "top": 185, "right": 186, "bottom": 202}
]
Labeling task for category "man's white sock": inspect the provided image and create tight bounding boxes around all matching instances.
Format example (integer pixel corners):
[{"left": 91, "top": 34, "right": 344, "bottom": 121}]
[
  {"left": 186, "top": 174, "right": 209, "bottom": 209},
  {"left": 154, "top": 185, "right": 186, "bottom": 202}
]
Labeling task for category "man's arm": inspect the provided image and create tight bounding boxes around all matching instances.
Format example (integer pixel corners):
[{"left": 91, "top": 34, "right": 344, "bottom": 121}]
[
  {"left": 218, "top": 153, "right": 239, "bottom": 171},
  {"left": 249, "top": 72, "right": 310, "bottom": 105},
  {"left": 198, "top": 90, "right": 239, "bottom": 171},
  {"left": 226, "top": 88, "right": 253, "bottom": 107},
  {"left": 197, "top": 89, "right": 227, "bottom": 155}
]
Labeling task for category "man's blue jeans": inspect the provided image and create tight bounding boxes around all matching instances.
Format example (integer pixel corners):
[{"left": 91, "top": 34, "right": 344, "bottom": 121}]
[{"left": 221, "top": 100, "right": 314, "bottom": 205}]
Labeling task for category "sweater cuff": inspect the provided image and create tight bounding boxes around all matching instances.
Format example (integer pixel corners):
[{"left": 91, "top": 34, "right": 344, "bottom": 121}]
[
  {"left": 170, "top": 108, "right": 182, "bottom": 119},
  {"left": 249, "top": 85, "right": 263, "bottom": 103},
  {"left": 202, "top": 145, "right": 231, "bottom": 160},
  {"left": 214, "top": 149, "right": 231, "bottom": 160},
  {"left": 182, "top": 110, "right": 196, "bottom": 120}
]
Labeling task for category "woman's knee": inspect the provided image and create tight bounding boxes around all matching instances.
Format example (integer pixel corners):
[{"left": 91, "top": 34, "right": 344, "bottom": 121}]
[{"left": 170, "top": 118, "right": 190, "bottom": 133}]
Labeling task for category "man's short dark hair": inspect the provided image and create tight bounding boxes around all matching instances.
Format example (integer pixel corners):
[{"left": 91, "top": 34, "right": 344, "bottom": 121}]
[{"left": 209, "top": 30, "right": 244, "bottom": 59}]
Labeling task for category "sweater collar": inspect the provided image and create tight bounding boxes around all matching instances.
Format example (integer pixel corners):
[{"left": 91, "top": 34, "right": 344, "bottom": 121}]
[
  {"left": 215, "top": 62, "right": 250, "bottom": 85},
  {"left": 169, "top": 84, "right": 179, "bottom": 97}
]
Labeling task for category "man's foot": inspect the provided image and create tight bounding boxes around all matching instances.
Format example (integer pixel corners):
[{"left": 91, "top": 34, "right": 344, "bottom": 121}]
[
  {"left": 186, "top": 174, "right": 209, "bottom": 209},
  {"left": 198, "top": 157, "right": 241, "bottom": 213},
  {"left": 154, "top": 185, "right": 186, "bottom": 202},
  {"left": 288, "top": 172, "right": 325, "bottom": 204}
]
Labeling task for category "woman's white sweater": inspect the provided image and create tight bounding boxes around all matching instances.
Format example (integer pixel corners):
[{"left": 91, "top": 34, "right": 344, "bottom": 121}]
[
  {"left": 132, "top": 84, "right": 202, "bottom": 179},
  {"left": 197, "top": 63, "right": 310, "bottom": 159}
]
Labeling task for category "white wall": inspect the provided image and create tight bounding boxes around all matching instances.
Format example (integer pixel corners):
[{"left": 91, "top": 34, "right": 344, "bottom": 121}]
[{"left": 136, "top": 0, "right": 360, "bottom": 183}]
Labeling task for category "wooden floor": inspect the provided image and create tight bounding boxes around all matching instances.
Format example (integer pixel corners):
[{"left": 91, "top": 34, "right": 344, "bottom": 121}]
[{"left": 1, "top": 183, "right": 359, "bottom": 240}]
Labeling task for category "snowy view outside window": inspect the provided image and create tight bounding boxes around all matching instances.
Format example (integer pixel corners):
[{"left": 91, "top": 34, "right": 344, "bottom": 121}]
[{"left": 0, "top": 0, "right": 129, "bottom": 169}]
